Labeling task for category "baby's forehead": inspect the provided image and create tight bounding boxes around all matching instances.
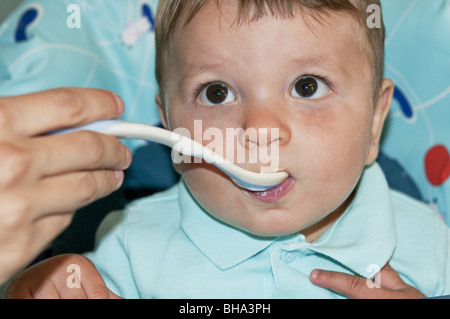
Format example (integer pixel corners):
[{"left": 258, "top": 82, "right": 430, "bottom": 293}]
[
  {"left": 171, "top": 7, "right": 370, "bottom": 89},
  {"left": 178, "top": 2, "right": 370, "bottom": 55},
  {"left": 177, "top": 3, "right": 370, "bottom": 60},
  {"left": 157, "top": 0, "right": 380, "bottom": 98}
]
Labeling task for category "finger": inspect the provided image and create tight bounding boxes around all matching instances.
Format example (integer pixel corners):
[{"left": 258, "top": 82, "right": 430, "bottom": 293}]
[
  {"left": 32, "top": 131, "right": 132, "bottom": 176},
  {"left": 31, "top": 169, "right": 124, "bottom": 218},
  {"left": 4, "top": 267, "right": 68, "bottom": 299},
  {"left": 80, "top": 263, "right": 110, "bottom": 299},
  {"left": 377, "top": 263, "right": 410, "bottom": 290},
  {"left": 5, "top": 281, "right": 64, "bottom": 299},
  {"left": 69, "top": 256, "right": 115, "bottom": 299},
  {"left": 32, "top": 280, "right": 81, "bottom": 299},
  {"left": 0, "top": 87, "right": 124, "bottom": 136},
  {"left": 33, "top": 254, "right": 90, "bottom": 299},
  {"left": 310, "top": 269, "right": 392, "bottom": 299},
  {"left": 81, "top": 271, "right": 116, "bottom": 299}
]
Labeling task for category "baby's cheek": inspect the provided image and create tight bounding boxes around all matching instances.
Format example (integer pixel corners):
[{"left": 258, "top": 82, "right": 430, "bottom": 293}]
[
  {"left": 312, "top": 147, "right": 364, "bottom": 201},
  {"left": 182, "top": 165, "right": 228, "bottom": 198}
]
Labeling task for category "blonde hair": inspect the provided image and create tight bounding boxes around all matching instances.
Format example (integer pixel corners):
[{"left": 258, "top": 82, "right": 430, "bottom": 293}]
[{"left": 155, "top": 0, "right": 385, "bottom": 100}]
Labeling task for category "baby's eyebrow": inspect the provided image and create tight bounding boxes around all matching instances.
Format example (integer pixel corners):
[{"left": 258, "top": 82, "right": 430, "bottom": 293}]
[
  {"left": 292, "top": 54, "right": 349, "bottom": 78},
  {"left": 180, "top": 54, "right": 349, "bottom": 82},
  {"left": 181, "top": 62, "right": 223, "bottom": 82}
]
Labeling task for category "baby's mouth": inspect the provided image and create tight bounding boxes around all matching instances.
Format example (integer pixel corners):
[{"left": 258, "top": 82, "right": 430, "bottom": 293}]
[{"left": 244, "top": 173, "right": 295, "bottom": 203}]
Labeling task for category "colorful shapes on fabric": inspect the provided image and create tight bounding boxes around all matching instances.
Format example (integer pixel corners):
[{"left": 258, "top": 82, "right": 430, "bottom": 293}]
[
  {"left": 15, "top": 6, "right": 41, "bottom": 42},
  {"left": 142, "top": 3, "right": 155, "bottom": 31},
  {"left": 393, "top": 86, "right": 414, "bottom": 120},
  {"left": 425, "top": 145, "right": 450, "bottom": 186},
  {"left": 121, "top": 2, "right": 155, "bottom": 47}
]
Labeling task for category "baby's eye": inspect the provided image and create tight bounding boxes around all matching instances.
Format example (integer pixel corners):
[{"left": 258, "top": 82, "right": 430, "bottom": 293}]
[
  {"left": 198, "top": 83, "right": 236, "bottom": 106},
  {"left": 291, "top": 76, "right": 330, "bottom": 99}
]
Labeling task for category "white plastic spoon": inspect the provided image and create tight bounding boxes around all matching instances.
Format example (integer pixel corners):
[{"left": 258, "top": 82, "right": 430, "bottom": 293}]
[{"left": 58, "top": 120, "right": 289, "bottom": 191}]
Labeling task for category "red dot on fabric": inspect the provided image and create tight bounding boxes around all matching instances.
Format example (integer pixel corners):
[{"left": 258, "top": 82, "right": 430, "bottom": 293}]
[{"left": 425, "top": 145, "right": 450, "bottom": 186}]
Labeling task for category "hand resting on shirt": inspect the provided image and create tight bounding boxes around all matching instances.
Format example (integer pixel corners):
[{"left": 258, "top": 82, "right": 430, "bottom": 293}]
[
  {"left": 4, "top": 253, "right": 424, "bottom": 299},
  {"left": 4, "top": 254, "right": 121, "bottom": 299},
  {"left": 310, "top": 263, "right": 426, "bottom": 299}
]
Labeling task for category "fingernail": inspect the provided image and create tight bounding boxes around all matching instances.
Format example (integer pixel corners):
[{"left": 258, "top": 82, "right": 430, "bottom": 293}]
[
  {"left": 114, "top": 170, "right": 124, "bottom": 189},
  {"left": 123, "top": 147, "right": 132, "bottom": 168},
  {"left": 310, "top": 269, "right": 321, "bottom": 283},
  {"left": 113, "top": 93, "right": 125, "bottom": 117}
]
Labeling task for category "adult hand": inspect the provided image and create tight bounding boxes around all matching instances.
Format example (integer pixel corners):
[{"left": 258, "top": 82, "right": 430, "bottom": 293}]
[
  {"left": 0, "top": 88, "right": 132, "bottom": 285},
  {"left": 310, "top": 263, "right": 426, "bottom": 299}
]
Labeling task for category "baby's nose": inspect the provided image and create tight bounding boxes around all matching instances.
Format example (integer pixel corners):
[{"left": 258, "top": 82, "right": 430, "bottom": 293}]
[
  {"left": 242, "top": 127, "right": 279, "bottom": 148},
  {"left": 240, "top": 102, "right": 291, "bottom": 148}
]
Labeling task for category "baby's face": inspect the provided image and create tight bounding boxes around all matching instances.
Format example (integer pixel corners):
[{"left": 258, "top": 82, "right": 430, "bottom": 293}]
[{"left": 157, "top": 2, "right": 391, "bottom": 239}]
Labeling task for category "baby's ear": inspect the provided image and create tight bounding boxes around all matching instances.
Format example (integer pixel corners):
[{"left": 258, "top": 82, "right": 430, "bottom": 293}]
[
  {"left": 366, "top": 79, "right": 394, "bottom": 165},
  {"left": 156, "top": 93, "right": 169, "bottom": 129}
]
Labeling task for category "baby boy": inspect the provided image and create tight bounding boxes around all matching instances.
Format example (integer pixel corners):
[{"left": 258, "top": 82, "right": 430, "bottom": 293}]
[{"left": 5, "top": 0, "right": 450, "bottom": 299}]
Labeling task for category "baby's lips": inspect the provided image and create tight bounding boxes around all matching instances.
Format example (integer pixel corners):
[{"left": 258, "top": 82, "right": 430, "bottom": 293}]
[
  {"left": 259, "top": 165, "right": 284, "bottom": 174},
  {"left": 233, "top": 161, "right": 288, "bottom": 176}
]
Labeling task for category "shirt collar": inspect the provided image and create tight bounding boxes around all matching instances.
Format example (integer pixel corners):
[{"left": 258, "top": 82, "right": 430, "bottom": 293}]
[
  {"left": 179, "top": 163, "right": 396, "bottom": 275},
  {"left": 179, "top": 180, "right": 275, "bottom": 270},
  {"left": 308, "top": 163, "right": 397, "bottom": 278}
]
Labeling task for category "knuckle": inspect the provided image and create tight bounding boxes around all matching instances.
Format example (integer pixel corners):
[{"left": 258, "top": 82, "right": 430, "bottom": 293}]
[
  {"left": 0, "top": 195, "right": 32, "bottom": 232},
  {"left": 78, "top": 131, "right": 105, "bottom": 165},
  {"left": 83, "top": 88, "right": 117, "bottom": 118},
  {"left": 96, "top": 89, "right": 116, "bottom": 111},
  {"left": 323, "top": 271, "right": 338, "bottom": 287},
  {"left": 76, "top": 172, "right": 99, "bottom": 204},
  {"left": 110, "top": 140, "right": 129, "bottom": 169},
  {"left": 53, "top": 88, "right": 85, "bottom": 124},
  {"left": 0, "top": 142, "right": 30, "bottom": 189},
  {"left": 347, "top": 275, "right": 362, "bottom": 292}
]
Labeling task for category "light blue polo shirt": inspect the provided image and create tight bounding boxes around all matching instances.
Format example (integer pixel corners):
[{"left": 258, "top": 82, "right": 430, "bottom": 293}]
[{"left": 86, "top": 163, "right": 450, "bottom": 298}]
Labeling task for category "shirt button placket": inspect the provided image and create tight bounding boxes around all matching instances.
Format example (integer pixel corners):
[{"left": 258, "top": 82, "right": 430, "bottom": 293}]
[{"left": 280, "top": 250, "right": 297, "bottom": 264}]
